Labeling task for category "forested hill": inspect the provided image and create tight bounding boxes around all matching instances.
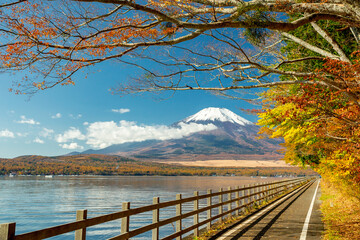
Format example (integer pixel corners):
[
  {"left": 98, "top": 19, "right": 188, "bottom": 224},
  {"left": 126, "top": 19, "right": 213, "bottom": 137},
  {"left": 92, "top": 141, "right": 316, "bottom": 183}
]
[{"left": 0, "top": 154, "right": 315, "bottom": 177}]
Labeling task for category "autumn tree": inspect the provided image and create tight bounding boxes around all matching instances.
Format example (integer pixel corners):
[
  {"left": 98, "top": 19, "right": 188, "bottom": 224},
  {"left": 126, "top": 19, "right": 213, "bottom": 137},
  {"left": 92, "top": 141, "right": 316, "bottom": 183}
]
[
  {"left": 0, "top": 0, "right": 359, "bottom": 96},
  {"left": 258, "top": 16, "right": 360, "bottom": 200}
]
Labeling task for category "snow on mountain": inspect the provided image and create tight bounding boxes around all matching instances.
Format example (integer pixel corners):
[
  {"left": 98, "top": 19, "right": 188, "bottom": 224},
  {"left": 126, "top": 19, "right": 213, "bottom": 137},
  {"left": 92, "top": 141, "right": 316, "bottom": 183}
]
[
  {"left": 71, "top": 107, "right": 283, "bottom": 160},
  {"left": 183, "top": 107, "right": 252, "bottom": 126}
]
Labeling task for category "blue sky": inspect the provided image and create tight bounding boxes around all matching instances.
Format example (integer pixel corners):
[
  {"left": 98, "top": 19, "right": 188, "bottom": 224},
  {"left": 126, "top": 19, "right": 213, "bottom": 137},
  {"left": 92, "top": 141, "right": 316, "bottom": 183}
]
[{"left": 0, "top": 61, "right": 259, "bottom": 158}]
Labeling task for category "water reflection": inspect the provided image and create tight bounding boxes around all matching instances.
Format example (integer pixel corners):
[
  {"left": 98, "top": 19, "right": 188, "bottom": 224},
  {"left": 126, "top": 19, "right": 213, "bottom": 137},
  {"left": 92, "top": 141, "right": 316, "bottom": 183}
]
[{"left": 0, "top": 175, "right": 283, "bottom": 239}]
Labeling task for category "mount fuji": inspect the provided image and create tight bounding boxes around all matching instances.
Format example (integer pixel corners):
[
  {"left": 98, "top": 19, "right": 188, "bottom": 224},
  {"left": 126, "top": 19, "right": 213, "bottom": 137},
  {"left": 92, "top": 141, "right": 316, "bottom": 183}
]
[
  {"left": 183, "top": 107, "right": 252, "bottom": 125},
  {"left": 77, "top": 108, "right": 283, "bottom": 160}
]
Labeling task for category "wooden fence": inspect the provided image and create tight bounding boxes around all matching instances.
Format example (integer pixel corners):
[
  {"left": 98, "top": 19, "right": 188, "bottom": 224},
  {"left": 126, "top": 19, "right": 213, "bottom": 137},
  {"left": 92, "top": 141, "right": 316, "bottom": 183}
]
[{"left": 0, "top": 177, "right": 314, "bottom": 240}]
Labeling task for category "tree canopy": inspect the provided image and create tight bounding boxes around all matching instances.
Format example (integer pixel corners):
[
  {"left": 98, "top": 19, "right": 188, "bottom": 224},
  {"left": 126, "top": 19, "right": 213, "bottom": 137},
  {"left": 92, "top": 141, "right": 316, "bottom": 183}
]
[{"left": 0, "top": 0, "right": 359, "bottom": 96}]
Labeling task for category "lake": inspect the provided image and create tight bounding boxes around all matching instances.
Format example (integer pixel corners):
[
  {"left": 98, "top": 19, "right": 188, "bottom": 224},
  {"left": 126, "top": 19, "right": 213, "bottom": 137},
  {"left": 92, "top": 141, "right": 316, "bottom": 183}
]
[{"left": 0, "top": 175, "right": 281, "bottom": 239}]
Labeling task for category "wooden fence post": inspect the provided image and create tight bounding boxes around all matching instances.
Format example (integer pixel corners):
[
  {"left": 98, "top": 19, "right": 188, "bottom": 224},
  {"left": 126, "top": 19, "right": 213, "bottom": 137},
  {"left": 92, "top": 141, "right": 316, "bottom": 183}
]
[
  {"left": 269, "top": 183, "right": 272, "bottom": 199},
  {"left": 121, "top": 202, "right": 130, "bottom": 235},
  {"left": 241, "top": 185, "right": 245, "bottom": 214},
  {"left": 263, "top": 183, "right": 267, "bottom": 203},
  {"left": 265, "top": 184, "right": 269, "bottom": 202},
  {"left": 273, "top": 182, "right": 276, "bottom": 198},
  {"left": 75, "top": 209, "right": 87, "bottom": 240},
  {"left": 152, "top": 197, "right": 160, "bottom": 240},
  {"left": 235, "top": 186, "right": 239, "bottom": 216},
  {"left": 227, "top": 186, "right": 232, "bottom": 219},
  {"left": 274, "top": 182, "right": 277, "bottom": 197},
  {"left": 251, "top": 184, "right": 255, "bottom": 208},
  {"left": 278, "top": 182, "right": 281, "bottom": 195},
  {"left": 0, "top": 223, "right": 15, "bottom": 240},
  {"left": 218, "top": 188, "right": 223, "bottom": 222},
  {"left": 193, "top": 191, "right": 199, "bottom": 237},
  {"left": 176, "top": 194, "right": 182, "bottom": 240},
  {"left": 278, "top": 182, "right": 282, "bottom": 195},
  {"left": 207, "top": 189, "right": 212, "bottom": 230},
  {"left": 249, "top": 184, "right": 254, "bottom": 208},
  {"left": 255, "top": 183, "right": 259, "bottom": 205}
]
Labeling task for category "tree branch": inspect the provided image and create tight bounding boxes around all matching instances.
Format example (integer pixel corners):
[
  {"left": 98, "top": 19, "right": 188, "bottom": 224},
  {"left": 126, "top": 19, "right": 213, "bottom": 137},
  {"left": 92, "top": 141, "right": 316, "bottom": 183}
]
[
  {"left": 0, "top": 0, "right": 27, "bottom": 8},
  {"left": 310, "top": 22, "right": 350, "bottom": 62},
  {"left": 281, "top": 32, "right": 341, "bottom": 60}
]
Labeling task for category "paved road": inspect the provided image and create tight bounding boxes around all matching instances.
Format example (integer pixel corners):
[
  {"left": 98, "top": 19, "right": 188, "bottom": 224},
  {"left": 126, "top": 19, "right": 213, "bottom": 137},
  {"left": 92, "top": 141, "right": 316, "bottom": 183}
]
[{"left": 211, "top": 179, "right": 324, "bottom": 240}]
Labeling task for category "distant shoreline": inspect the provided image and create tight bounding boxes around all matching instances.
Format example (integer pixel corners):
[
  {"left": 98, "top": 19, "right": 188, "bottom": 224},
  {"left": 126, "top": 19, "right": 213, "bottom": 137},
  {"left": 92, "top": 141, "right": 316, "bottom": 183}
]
[
  {"left": 158, "top": 159, "right": 293, "bottom": 168},
  {"left": 0, "top": 154, "right": 314, "bottom": 177}
]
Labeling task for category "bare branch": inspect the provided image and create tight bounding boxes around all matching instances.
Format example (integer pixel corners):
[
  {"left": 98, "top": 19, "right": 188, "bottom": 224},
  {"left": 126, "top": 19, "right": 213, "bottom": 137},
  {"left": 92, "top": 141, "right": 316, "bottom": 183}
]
[
  {"left": 0, "top": 0, "right": 27, "bottom": 8},
  {"left": 281, "top": 32, "right": 341, "bottom": 60},
  {"left": 310, "top": 22, "right": 351, "bottom": 62}
]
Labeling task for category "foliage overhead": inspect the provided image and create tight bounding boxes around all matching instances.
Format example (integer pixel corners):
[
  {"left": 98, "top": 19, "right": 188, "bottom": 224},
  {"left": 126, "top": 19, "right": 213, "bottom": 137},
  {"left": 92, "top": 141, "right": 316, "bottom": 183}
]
[{"left": 0, "top": 0, "right": 359, "bottom": 97}]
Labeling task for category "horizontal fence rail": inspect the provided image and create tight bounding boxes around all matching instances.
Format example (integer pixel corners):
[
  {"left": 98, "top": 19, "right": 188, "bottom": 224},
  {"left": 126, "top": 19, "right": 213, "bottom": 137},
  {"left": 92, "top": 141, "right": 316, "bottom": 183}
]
[{"left": 1, "top": 177, "right": 315, "bottom": 240}]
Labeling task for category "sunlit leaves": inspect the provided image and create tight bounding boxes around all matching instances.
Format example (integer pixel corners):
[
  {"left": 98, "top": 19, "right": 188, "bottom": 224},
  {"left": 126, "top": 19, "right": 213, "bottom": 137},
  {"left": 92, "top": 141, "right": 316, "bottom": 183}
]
[
  {"left": 0, "top": 0, "right": 186, "bottom": 93},
  {"left": 259, "top": 54, "right": 360, "bottom": 197}
]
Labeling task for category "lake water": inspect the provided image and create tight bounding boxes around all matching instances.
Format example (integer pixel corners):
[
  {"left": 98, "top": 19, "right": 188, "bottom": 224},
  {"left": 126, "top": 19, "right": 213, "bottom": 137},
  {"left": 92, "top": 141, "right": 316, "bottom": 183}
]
[{"left": 0, "top": 175, "right": 281, "bottom": 239}]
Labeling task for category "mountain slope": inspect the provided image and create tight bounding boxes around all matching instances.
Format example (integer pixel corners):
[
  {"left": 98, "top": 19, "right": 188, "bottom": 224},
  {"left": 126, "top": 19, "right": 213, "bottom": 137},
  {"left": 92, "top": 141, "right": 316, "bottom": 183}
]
[{"left": 75, "top": 107, "right": 283, "bottom": 160}]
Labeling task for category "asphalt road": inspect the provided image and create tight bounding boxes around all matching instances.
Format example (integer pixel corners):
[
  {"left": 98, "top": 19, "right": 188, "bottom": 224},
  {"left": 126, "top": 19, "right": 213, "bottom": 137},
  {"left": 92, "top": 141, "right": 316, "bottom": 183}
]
[{"left": 211, "top": 179, "right": 324, "bottom": 240}]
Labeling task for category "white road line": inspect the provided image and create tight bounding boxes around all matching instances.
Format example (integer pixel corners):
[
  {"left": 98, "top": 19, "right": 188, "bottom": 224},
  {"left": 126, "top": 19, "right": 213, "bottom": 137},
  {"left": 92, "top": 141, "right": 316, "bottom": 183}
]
[
  {"left": 217, "top": 183, "right": 308, "bottom": 240},
  {"left": 299, "top": 179, "right": 320, "bottom": 240}
]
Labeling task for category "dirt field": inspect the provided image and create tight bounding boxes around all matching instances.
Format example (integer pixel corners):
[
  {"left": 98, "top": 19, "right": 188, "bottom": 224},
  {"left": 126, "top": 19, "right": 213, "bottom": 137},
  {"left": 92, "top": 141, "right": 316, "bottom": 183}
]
[{"left": 159, "top": 159, "right": 293, "bottom": 168}]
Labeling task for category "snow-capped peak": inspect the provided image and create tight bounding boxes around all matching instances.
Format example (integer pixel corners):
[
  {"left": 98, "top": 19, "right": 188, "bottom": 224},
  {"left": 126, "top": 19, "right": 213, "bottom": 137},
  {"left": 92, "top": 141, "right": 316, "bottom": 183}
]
[{"left": 183, "top": 107, "right": 252, "bottom": 126}]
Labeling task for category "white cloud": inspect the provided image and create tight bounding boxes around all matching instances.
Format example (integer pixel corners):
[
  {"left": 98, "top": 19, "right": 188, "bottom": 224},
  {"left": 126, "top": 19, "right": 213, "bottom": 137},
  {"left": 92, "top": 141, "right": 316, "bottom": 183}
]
[
  {"left": 51, "top": 113, "right": 62, "bottom": 119},
  {"left": 111, "top": 108, "right": 130, "bottom": 114},
  {"left": 16, "top": 133, "right": 29, "bottom": 137},
  {"left": 55, "top": 127, "right": 86, "bottom": 143},
  {"left": 83, "top": 122, "right": 89, "bottom": 126},
  {"left": 69, "top": 114, "right": 82, "bottom": 119},
  {"left": 40, "top": 128, "right": 54, "bottom": 138},
  {"left": 60, "top": 142, "right": 84, "bottom": 150},
  {"left": 16, "top": 115, "right": 40, "bottom": 125},
  {"left": 86, "top": 121, "right": 217, "bottom": 149},
  {"left": 0, "top": 129, "right": 15, "bottom": 138},
  {"left": 34, "top": 137, "right": 44, "bottom": 144}
]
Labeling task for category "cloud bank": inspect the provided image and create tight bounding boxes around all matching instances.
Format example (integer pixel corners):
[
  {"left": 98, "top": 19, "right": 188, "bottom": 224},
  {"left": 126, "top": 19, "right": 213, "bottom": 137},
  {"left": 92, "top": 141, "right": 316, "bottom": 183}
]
[
  {"left": 85, "top": 121, "right": 217, "bottom": 149},
  {"left": 55, "top": 120, "right": 217, "bottom": 150}
]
